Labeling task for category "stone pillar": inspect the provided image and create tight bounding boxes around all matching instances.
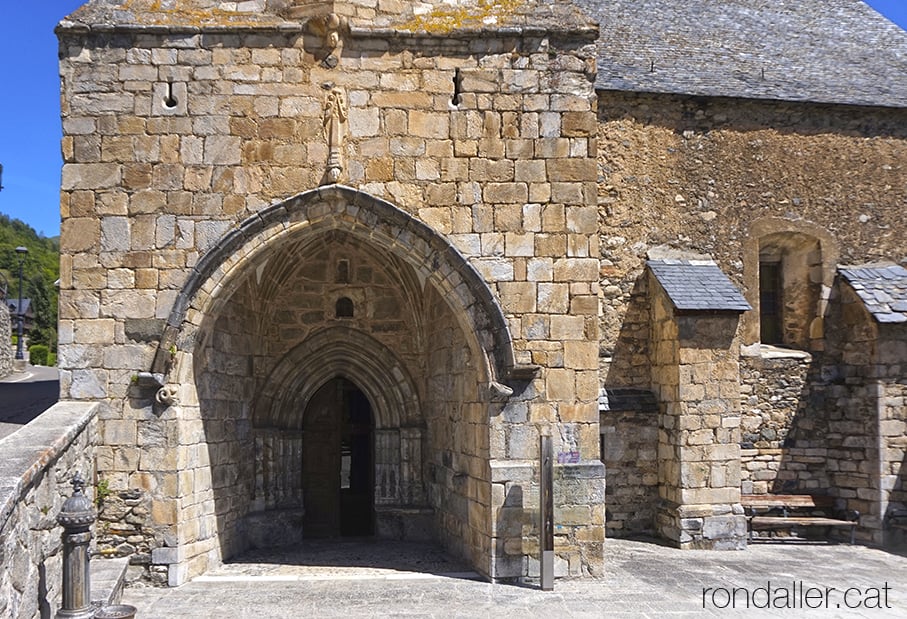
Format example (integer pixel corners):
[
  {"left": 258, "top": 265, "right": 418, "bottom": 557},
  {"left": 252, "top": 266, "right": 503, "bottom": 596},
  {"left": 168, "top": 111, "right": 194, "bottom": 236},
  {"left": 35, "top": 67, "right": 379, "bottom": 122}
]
[
  {"left": 863, "top": 322, "right": 907, "bottom": 545},
  {"left": 650, "top": 287, "right": 746, "bottom": 549},
  {"left": 879, "top": 322, "right": 907, "bottom": 547}
]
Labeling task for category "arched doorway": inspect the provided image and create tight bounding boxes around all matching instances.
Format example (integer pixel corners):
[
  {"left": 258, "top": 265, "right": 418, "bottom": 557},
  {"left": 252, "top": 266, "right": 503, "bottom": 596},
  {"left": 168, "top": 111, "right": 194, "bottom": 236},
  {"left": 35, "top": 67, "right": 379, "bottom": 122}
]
[
  {"left": 302, "top": 377, "right": 374, "bottom": 538},
  {"left": 156, "top": 187, "right": 531, "bottom": 582}
]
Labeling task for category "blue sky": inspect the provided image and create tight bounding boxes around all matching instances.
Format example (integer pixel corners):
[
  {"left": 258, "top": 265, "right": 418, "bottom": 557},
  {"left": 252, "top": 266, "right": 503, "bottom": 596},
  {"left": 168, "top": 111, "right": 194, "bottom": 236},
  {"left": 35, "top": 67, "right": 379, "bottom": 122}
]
[{"left": 0, "top": 1, "right": 906, "bottom": 238}]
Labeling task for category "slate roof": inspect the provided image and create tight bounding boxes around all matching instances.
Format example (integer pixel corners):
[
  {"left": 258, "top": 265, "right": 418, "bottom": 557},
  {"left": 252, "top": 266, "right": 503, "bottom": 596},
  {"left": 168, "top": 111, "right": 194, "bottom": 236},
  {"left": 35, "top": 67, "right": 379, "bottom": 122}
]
[
  {"left": 838, "top": 264, "right": 907, "bottom": 324},
  {"left": 570, "top": 0, "right": 907, "bottom": 108},
  {"left": 648, "top": 260, "right": 751, "bottom": 312}
]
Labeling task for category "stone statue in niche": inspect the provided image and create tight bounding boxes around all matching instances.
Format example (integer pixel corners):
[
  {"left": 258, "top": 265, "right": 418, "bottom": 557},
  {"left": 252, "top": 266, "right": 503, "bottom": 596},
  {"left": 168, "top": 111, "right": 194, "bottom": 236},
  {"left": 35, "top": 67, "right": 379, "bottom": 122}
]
[{"left": 322, "top": 86, "right": 348, "bottom": 184}]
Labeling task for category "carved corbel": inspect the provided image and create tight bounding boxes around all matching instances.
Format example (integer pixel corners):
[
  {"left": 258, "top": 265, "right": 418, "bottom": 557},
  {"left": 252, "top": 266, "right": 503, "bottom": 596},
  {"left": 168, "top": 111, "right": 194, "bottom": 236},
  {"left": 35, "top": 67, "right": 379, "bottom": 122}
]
[
  {"left": 486, "top": 381, "right": 514, "bottom": 402},
  {"left": 308, "top": 12, "right": 346, "bottom": 68},
  {"left": 155, "top": 384, "right": 180, "bottom": 407}
]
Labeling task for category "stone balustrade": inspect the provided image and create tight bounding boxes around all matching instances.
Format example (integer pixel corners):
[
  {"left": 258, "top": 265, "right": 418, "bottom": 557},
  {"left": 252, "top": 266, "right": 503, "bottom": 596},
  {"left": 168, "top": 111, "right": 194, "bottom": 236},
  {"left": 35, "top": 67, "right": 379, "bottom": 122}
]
[{"left": 0, "top": 401, "right": 99, "bottom": 619}]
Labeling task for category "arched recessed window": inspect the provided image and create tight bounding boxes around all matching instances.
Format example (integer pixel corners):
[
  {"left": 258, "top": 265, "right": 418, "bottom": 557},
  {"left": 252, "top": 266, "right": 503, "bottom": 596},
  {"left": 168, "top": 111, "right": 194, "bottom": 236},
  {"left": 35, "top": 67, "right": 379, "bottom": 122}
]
[
  {"left": 335, "top": 297, "right": 354, "bottom": 318},
  {"left": 757, "top": 232, "right": 823, "bottom": 350}
]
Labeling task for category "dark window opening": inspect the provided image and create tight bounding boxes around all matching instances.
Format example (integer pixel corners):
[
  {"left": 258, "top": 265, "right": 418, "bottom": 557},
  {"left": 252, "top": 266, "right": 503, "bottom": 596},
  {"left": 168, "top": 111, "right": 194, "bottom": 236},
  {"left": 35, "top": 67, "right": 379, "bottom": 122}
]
[
  {"left": 163, "top": 81, "right": 178, "bottom": 109},
  {"left": 335, "top": 297, "right": 354, "bottom": 318},
  {"left": 452, "top": 68, "right": 463, "bottom": 106},
  {"left": 759, "top": 261, "right": 782, "bottom": 345}
]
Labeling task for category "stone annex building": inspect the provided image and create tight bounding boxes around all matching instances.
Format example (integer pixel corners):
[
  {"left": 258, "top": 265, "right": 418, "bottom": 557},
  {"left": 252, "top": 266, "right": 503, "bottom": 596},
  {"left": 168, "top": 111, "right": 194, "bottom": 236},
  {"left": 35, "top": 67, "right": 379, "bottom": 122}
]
[{"left": 55, "top": 0, "right": 907, "bottom": 585}]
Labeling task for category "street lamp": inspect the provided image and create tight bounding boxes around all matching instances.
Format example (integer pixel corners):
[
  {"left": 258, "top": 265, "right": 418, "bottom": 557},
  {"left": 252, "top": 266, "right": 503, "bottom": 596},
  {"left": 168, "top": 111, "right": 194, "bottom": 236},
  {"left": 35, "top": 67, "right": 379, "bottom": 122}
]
[{"left": 15, "top": 246, "right": 27, "bottom": 361}]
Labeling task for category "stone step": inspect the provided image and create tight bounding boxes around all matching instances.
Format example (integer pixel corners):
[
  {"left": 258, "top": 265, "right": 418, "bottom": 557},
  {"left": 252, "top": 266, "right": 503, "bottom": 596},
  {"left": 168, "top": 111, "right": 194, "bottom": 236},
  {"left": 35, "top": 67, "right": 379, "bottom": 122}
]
[{"left": 91, "top": 557, "right": 130, "bottom": 608}]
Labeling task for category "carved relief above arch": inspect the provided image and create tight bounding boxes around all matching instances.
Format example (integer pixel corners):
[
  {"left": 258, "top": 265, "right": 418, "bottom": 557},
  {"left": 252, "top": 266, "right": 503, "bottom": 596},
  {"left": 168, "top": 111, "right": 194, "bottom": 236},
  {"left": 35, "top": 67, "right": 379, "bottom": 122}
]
[{"left": 152, "top": 185, "right": 534, "bottom": 393}]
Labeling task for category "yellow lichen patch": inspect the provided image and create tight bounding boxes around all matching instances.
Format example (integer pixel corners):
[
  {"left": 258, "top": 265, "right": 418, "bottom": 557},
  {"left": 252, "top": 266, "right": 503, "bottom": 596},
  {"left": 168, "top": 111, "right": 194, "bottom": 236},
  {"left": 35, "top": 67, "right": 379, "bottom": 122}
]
[
  {"left": 398, "top": 0, "right": 526, "bottom": 34},
  {"left": 148, "top": 7, "right": 260, "bottom": 28},
  {"left": 112, "top": 0, "right": 274, "bottom": 28}
]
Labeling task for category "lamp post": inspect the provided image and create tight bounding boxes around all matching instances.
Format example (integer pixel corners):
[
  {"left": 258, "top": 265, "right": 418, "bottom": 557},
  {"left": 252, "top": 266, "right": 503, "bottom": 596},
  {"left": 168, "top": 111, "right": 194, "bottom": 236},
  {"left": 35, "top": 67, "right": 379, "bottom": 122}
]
[{"left": 15, "top": 246, "right": 27, "bottom": 361}]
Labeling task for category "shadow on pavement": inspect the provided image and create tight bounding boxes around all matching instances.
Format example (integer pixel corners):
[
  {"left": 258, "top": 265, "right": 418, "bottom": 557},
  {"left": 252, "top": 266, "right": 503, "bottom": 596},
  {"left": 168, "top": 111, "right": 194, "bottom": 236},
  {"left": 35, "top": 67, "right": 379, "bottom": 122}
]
[
  {"left": 220, "top": 539, "right": 481, "bottom": 580},
  {"left": 0, "top": 379, "right": 60, "bottom": 439}
]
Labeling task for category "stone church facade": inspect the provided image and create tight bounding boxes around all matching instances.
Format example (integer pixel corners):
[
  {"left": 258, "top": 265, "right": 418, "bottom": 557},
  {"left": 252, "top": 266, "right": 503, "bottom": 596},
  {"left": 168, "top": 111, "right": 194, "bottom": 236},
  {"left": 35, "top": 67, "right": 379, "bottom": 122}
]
[{"left": 56, "top": 0, "right": 907, "bottom": 584}]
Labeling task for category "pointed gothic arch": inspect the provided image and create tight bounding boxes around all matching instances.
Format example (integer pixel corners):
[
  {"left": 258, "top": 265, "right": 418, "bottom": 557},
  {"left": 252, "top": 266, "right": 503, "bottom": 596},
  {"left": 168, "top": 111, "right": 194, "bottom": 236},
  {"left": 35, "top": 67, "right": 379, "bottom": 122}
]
[{"left": 152, "top": 185, "right": 531, "bottom": 393}]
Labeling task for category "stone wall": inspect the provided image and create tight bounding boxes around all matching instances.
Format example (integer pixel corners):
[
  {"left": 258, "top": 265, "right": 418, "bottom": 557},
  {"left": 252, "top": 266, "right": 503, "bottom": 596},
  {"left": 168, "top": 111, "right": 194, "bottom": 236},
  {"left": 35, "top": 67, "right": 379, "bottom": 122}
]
[
  {"left": 0, "top": 305, "right": 12, "bottom": 378},
  {"left": 596, "top": 91, "right": 907, "bottom": 547},
  {"left": 423, "top": 285, "right": 490, "bottom": 574},
  {"left": 736, "top": 280, "right": 896, "bottom": 543},
  {"left": 598, "top": 92, "right": 907, "bottom": 382},
  {"left": 739, "top": 349, "right": 814, "bottom": 494},
  {"left": 882, "top": 373, "right": 907, "bottom": 541},
  {"left": 733, "top": 279, "right": 907, "bottom": 545},
  {"left": 57, "top": 17, "right": 605, "bottom": 582},
  {"left": 815, "top": 281, "right": 882, "bottom": 541},
  {"left": 599, "top": 409, "right": 658, "bottom": 537},
  {"left": 0, "top": 402, "right": 99, "bottom": 619}
]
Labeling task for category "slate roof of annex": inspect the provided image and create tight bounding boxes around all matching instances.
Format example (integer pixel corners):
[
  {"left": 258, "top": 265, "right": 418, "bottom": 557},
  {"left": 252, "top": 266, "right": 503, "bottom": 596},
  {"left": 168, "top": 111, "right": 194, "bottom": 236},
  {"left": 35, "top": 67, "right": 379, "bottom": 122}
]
[
  {"left": 839, "top": 264, "right": 907, "bottom": 324},
  {"left": 648, "top": 260, "right": 752, "bottom": 312},
  {"left": 570, "top": 0, "right": 907, "bottom": 108}
]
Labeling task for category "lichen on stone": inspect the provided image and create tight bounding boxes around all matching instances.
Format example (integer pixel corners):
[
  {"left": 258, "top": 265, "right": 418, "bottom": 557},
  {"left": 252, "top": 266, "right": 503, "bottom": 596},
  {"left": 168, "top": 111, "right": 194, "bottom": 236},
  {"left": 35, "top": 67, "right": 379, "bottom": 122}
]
[
  {"left": 397, "top": 0, "right": 526, "bottom": 34},
  {"left": 85, "top": 0, "right": 279, "bottom": 29}
]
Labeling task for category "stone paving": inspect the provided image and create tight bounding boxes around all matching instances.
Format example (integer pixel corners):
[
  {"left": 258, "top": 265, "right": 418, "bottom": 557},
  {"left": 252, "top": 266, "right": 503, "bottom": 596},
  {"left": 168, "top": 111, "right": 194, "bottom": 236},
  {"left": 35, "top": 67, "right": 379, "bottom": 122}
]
[{"left": 122, "top": 537, "right": 907, "bottom": 618}]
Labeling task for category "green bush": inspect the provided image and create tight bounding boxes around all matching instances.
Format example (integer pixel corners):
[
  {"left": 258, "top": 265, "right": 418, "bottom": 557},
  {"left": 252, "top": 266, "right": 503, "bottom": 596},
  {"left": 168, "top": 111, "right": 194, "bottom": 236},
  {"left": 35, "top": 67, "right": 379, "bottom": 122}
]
[
  {"left": 28, "top": 344, "right": 49, "bottom": 366},
  {"left": 47, "top": 353, "right": 57, "bottom": 367}
]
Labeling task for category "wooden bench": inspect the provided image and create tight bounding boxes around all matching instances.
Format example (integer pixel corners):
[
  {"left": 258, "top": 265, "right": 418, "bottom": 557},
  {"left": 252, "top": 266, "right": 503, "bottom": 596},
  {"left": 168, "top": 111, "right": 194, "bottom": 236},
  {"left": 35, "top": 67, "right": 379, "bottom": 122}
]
[{"left": 741, "top": 494, "right": 859, "bottom": 544}]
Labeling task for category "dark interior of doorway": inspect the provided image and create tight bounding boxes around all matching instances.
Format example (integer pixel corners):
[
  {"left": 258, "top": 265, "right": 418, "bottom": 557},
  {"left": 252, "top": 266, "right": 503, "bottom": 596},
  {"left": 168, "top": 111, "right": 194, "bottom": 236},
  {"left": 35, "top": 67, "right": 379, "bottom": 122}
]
[{"left": 302, "top": 377, "right": 374, "bottom": 538}]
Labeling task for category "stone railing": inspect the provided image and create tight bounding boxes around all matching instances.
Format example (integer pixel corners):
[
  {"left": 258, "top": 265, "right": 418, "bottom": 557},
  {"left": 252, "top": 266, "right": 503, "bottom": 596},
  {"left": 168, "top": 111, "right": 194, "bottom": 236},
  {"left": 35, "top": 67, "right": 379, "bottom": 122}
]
[
  {"left": 0, "top": 306, "right": 12, "bottom": 378},
  {"left": 0, "top": 401, "right": 99, "bottom": 619}
]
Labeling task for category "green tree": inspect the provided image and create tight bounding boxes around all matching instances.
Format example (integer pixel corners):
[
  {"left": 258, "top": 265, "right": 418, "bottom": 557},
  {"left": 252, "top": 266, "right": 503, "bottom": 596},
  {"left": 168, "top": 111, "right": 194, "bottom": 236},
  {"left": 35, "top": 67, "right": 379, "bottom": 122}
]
[{"left": 0, "top": 213, "right": 59, "bottom": 353}]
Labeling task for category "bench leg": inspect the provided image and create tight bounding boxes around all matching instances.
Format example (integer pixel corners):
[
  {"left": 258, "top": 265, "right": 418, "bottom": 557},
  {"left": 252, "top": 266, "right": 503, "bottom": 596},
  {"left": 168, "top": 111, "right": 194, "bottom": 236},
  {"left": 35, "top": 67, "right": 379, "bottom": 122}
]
[{"left": 850, "top": 525, "right": 855, "bottom": 545}]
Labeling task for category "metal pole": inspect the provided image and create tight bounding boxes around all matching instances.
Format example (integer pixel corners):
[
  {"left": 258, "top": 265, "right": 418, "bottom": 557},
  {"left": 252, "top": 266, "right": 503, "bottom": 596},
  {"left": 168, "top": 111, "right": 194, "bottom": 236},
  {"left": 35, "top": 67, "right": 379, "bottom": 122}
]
[
  {"left": 14, "top": 246, "right": 27, "bottom": 361},
  {"left": 56, "top": 473, "right": 96, "bottom": 619},
  {"left": 540, "top": 432, "right": 554, "bottom": 591}
]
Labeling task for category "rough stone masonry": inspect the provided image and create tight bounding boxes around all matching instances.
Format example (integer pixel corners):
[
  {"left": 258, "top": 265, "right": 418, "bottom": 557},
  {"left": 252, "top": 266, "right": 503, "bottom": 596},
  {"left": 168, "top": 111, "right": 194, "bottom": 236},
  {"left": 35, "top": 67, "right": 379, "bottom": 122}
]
[{"left": 55, "top": 0, "right": 907, "bottom": 586}]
